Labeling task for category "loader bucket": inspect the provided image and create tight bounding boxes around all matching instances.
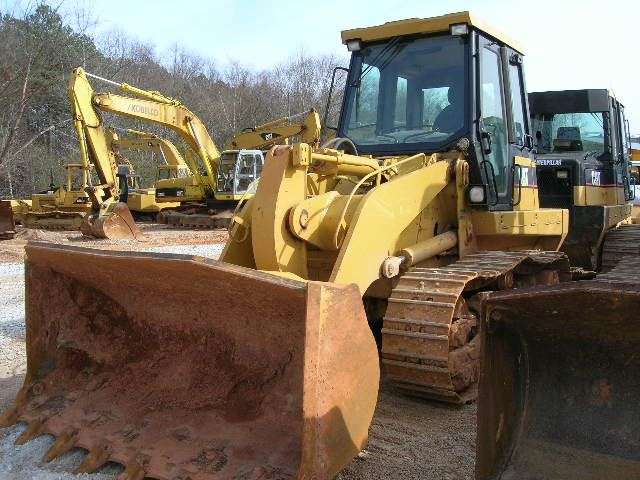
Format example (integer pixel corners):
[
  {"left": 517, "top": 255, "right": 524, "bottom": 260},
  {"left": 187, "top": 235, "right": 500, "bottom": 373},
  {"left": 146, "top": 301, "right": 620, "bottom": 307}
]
[
  {"left": 80, "top": 202, "right": 142, "bottom": 240},
  {"left": 476, "top": 279, "right": 640, "bottom": 480},
  {"left": 2, "top": 242, "right": 379, "bottom": 479},
  {"left": 0, "top": 200, "right": 16, "bottom": 239}
]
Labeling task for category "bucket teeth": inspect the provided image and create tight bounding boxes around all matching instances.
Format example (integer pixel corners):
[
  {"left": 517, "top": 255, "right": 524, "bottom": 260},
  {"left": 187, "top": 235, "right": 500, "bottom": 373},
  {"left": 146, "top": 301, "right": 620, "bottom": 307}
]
[
  {"left": 76, "top": 444, "right": 112, "bottom": 474},
  {"left": 117, "top": 461, "right": 146, "bottom": 480},
  {"left": 43, "top": 431, "right": 76, "bottom": 463},
  {"left": 0, "top": 408, "right": 19, "bottom": 428},
  {"left": 15, "top": 419, "right": 44, "bottom": 445}
]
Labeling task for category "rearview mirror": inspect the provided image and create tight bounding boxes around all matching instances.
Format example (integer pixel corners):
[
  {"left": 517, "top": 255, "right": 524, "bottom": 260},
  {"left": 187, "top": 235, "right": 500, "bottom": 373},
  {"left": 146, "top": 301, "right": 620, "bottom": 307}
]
[{"left": 323, "top": 66, "right": 349, "bottom": 131}]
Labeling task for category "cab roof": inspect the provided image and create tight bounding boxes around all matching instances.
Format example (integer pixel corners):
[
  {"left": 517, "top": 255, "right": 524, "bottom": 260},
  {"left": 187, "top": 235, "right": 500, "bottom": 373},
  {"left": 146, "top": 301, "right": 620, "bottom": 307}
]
[
  {"left": 529, "top": 89, "right": 615, "bottom": 115},
  {"left": 341, "top": 11, "right": 524, "bottom": 54}
]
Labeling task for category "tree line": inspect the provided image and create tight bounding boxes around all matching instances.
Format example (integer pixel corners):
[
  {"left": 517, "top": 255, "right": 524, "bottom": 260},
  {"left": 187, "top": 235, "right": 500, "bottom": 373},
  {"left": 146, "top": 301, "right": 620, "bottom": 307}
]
[{"left": 0, "top": 3, "right": 346, "bottom": 197}]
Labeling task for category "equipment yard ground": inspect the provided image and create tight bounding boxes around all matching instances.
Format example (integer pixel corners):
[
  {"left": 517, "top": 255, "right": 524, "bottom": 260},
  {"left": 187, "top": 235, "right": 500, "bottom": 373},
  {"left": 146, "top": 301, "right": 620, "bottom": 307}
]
[{"left": 0, "top": 225, "right": 475, "bottom": 480}]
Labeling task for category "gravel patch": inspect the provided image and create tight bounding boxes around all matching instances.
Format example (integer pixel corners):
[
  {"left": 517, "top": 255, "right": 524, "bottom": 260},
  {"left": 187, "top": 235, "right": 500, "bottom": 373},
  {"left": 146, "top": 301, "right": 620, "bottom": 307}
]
[
  {"left": 0, "top": 424, "right": 121, "bottom": 479},
  {"left": 145, "top": 243, "right": 224, "bottom": 258}
]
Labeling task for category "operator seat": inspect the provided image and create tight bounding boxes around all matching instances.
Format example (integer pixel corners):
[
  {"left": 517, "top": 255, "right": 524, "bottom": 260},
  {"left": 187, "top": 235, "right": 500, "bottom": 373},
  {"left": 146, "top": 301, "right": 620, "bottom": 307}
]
[
  {"left": 553, "top": 126, "right": 583, "bottom": 152},
  {"left": 433, "top": 85, "right": 464, "bottom": 133}
]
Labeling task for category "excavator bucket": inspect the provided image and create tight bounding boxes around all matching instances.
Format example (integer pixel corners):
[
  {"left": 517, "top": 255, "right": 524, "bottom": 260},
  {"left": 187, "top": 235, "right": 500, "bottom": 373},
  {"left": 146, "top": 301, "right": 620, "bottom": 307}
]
[
  {"left": 0, "top": 200, "right": 16, "bottom": 239},
  {"left": 476, "top": 262, "right": 640, "bottom": 480},
  {"left": 2, "top": 242, "right": 379, "bottom": 479},
  {"left": 80, "top": 202, "right": 142, "bottom": 240}
]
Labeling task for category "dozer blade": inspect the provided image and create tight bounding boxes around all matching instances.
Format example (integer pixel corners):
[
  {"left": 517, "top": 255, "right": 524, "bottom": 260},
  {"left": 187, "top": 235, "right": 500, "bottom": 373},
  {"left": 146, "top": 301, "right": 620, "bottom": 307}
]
[
  {"left": 80, "top": 202, "right": 142, "bottom": 239},
  {"left": 4, "top": 242, "right": 379, "bottom": 479},
  {"left": 0, "top": 200, "right": 16, "bottom": 239},
  {"left": 477, "top": 270, "right": 640, "bottom": 480}
]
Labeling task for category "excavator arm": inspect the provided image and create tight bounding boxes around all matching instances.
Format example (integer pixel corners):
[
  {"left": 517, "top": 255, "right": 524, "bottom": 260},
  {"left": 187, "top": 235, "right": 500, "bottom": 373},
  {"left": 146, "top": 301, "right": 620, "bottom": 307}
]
[
  {"left": 69, "top": 69, "right": 142, "bottom": 239},
  {"left": 68, "top": 69, "right": 120, "bottom": 199},
  {"left": 83, "top": 70, "right": 220, "bottom": 193},
  {"left": 111, "top": 129, "right": 188, "bottom": 168},
  {"left": 224, "top": 109, "right": 321, "bottom": 150}
]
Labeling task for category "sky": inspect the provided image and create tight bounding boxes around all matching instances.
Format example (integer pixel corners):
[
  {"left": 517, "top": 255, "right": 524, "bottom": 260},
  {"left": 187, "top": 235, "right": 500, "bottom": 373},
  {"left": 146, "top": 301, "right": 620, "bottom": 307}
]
[{"left": 9, "top": 0, "right": 640, "bottom": 131}]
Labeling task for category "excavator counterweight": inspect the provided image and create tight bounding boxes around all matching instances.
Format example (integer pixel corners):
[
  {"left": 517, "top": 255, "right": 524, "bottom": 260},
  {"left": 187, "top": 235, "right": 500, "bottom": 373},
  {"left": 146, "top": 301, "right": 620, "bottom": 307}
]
[{"left": 5, "top": 242, "right": 379, "bottom": 479}]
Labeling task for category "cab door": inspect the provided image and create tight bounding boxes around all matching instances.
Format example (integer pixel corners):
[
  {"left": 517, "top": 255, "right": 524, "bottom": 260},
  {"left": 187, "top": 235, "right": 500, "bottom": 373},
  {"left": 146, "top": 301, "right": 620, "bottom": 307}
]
[
  {"left": 477, "top": 36, "right": 513, "bottom": 209},
  {"left": 614, "top": 102, "right": 633, "bottom": 202}
]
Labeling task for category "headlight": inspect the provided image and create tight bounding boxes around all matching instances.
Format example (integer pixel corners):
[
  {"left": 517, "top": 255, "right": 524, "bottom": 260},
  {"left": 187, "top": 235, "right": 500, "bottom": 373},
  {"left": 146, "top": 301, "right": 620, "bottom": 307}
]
[
  {"left": 346, "top": 39, "right": 361, "bottom": 52},
  {"left": 469, "top": 186, "right": 486, "bottom": 204},
  {"left": 556, "top": 170, "right": 569, "bottom": 179},
  {"left": 450, "top": 23, "right": 469, "bottom": 36}
]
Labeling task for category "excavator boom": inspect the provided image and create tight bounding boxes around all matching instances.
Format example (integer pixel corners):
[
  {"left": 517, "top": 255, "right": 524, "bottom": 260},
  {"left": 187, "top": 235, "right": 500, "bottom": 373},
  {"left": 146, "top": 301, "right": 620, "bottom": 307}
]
[{"left": 224, "top": 109, "right": 322, "bottom": 150}]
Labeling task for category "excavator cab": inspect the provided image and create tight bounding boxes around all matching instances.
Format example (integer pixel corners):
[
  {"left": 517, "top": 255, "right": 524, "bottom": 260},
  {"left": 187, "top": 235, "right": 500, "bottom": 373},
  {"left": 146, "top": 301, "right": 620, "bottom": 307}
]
[
  {"left": 215, "top": 149, "right": 264, "bottom": 201},
  {"left": 157, "top": 164, "right": 192, "bottom": 181},
  {"left": 530, "top": 89, "right": 633, "bottom": 269}
]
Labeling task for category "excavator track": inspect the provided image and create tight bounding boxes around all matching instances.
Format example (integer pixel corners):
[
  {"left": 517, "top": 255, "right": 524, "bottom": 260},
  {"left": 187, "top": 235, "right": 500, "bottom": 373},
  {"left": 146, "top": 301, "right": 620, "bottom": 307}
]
[
  {"left": 163, "top": 211, "right": 232, "bottom": 229},
  {"left": 22, "top": 211, "right": 85, "bottom": 231},
  {"left": 600, "top": 223, "right": 640, "bottom": 272},
  {"left": 381, "top": 250, "right": 570, "bottom": 404}
]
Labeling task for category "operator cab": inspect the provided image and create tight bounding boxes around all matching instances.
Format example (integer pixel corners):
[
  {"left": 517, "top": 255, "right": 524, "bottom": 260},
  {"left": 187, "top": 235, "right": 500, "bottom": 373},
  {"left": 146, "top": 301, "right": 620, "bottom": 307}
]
[
  {"left": 337, "top": 12, "right": 533, "bottom": 211},
  {"left": 215, "top": 149, "right": 264, "bottom": 200},
  {"left": 157, "top": 164, "right": 191, "bottom": 181},
  {"left": 530, "top": 89, "right": 633, "bottom": 209}
]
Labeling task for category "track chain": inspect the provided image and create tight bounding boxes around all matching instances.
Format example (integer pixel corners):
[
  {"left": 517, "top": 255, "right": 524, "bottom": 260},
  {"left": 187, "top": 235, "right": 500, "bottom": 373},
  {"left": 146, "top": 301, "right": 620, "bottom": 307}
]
[{"left": 381, "top": 250, "right": 569, "bottom": 404}]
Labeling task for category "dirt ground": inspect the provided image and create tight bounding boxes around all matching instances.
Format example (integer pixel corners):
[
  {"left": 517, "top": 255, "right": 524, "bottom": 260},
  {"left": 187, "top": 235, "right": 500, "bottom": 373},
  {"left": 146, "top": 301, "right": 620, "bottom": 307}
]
[
  {"left": 0, "top": 224, "right": 476, "bottom": 479},
  {"left": 0, "top": 224, "right": 228, "bottom": 263}
]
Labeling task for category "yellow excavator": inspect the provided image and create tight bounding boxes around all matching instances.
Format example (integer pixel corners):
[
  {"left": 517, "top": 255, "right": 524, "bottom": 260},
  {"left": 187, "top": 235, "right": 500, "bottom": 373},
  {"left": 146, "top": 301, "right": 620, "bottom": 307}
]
[
  {"left": 157, "top": 109, "right": 321, "bottom": 227},
  {"left": 67, "top": 69, "right": 142, "bottom": 239},
  {"left": 3, "top": 12, "right": 638, "bottom": 479},
  {"left": 67, "top": 67, "right": 269, "bottom": 229},
  {"left": 2, "top": 130, "right": 183, "bottom": 233},
  {"left": 0, "top": 70, "right": 143, "bottom": 239},
  {"left": 111, "top": 129, "right": 185, "bottom": 217}
]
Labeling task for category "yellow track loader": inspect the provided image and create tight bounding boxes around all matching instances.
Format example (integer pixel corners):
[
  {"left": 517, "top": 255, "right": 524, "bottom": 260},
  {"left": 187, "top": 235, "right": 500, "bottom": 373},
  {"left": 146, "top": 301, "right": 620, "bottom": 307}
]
[
  {"left": 3, "top": 12, "right": 638, "bottom": 479},
  {"left": 476, "top": 90, "right": 640, "bottom": 478},
  {"left": 529, "top": 89, "right": 634, "bottom": 270}
]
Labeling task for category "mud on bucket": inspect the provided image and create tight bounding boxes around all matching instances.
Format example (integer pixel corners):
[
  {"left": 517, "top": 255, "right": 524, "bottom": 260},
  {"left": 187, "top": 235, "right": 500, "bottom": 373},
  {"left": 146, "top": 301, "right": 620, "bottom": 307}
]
[{"left": 2, "top": 242, "right": 380, "bottom": 480}]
